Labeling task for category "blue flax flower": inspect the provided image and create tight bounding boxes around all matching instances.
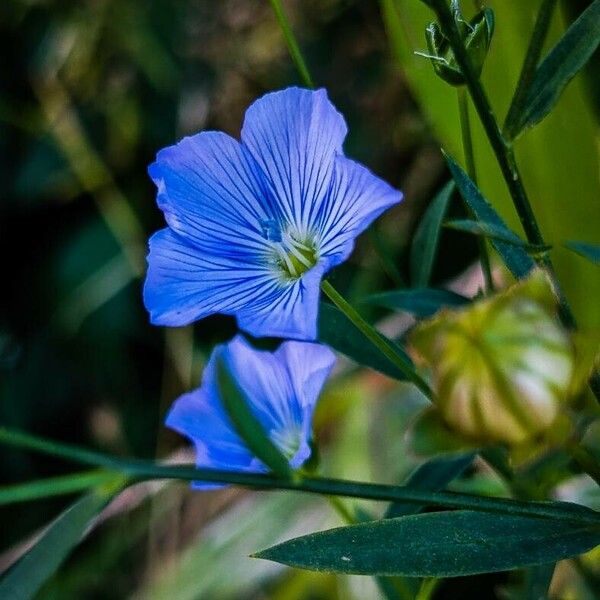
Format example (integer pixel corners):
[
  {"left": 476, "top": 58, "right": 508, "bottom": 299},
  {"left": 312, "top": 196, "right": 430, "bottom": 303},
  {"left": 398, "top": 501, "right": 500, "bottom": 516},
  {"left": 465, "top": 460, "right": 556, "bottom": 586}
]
[
  {"left": 145, "top": 87, "right": 402, "bottom": 339},
  {"left": 166, "top": 335, "right": 335, "bottom": 488}
]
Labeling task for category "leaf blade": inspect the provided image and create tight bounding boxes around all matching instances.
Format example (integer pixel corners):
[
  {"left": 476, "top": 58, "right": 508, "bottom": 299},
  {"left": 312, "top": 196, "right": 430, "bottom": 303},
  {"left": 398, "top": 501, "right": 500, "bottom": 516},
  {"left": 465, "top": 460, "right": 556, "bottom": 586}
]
[
  {"left": 410, "top": 181, "right": 455, "bottom": 287},
  {"left": 565, "top": 241, "right": 600, "bottom": 266},
  {"left": 366, "top": 288, "right": 470, "bottom": 318},
  {"left": 318, "top": 302, "right": 413, "bottom": 381},
  {"left": 510, "top": 0, "right": 600, "bottom": 137},
  {"left": 0, "top": 489, "right": 116, "bottom": 600},
  {"left": 445, "top": 155, "right": 536, "bottom": 278},
  {"left": 254, "top": 510, "right": 600, "bottom": 577}
]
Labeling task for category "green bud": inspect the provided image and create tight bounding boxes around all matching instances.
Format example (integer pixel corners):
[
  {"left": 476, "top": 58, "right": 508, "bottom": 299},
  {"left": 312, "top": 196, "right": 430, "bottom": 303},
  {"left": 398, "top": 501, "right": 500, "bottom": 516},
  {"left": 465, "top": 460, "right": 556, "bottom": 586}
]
[
  {"left": 421, "top": 7, "right": 495, "bottom": 86},
  {"left": 410, "top": 271, "right": 577, "bottom": 445}
]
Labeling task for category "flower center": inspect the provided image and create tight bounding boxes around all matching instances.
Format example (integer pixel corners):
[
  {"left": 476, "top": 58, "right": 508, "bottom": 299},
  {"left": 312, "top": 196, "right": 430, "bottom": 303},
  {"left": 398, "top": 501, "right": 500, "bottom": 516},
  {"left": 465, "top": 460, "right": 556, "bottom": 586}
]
[
  {"left": 271, "top": 425, "right": 302, "bottom": 460},
  {"left": 270, "top": 229, "right": 318, "bottom": 281}
]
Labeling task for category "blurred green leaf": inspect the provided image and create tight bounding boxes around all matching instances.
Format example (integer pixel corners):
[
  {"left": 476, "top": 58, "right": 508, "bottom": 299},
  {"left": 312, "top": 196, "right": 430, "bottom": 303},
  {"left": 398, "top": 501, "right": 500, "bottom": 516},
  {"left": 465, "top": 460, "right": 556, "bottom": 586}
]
[
  {"left": 446, "top": 154, "right": 535, "bottom": 278},
  {"left": 445, "top": 219, "right": 551, "bottom": 253},
  {"left": 318, "top": 302, "right": 413, "bottom": 381},
  {"left": 386, "top": 453, "right": 475, "bottom": 518},
  {"left": 409, "top": 409, "right": 480, "bottom": 457},
  {"left": 565, "top": 241, "right": 600, "bottom": 266},
  {"left": 0, "top": 487, "right": 118, "bottom": 600},
  {"left": 254, "top": 510, "right": 600, "bottom": 577},
  {"left": 0, "top": 470, "right": 115, "bottom": 506},
  {"left": 366, "top": 288, "right": 470, "bottom": 318},
  {"left": 217, "top": 357, "right": 291, "bottom": 477},
  {"left": 508, "top": 0, "right": 600, "bottom": 138},
  {"left": 410, "top": 181, "right": 455, "bottom": 287},
  {"left": 523, "top": 563, "right": 556, "bottom": 600}
]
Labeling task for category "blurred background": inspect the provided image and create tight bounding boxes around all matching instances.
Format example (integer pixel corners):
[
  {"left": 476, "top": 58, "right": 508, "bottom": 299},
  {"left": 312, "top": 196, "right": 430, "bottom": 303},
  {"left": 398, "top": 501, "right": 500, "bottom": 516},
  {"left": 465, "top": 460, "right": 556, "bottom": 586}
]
[{"left": 1, "top": 0, "right": 598, "bottom": 598}]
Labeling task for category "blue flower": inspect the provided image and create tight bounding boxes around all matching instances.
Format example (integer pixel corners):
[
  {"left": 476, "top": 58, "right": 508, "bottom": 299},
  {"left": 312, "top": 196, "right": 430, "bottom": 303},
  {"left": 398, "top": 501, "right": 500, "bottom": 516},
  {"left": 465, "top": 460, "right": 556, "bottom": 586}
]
[
  {"left": 145, "top": 87, "right": 402, "bottom": 339},
  {"left": 165, "top": 335, "right": 335, "bottom": 488}
]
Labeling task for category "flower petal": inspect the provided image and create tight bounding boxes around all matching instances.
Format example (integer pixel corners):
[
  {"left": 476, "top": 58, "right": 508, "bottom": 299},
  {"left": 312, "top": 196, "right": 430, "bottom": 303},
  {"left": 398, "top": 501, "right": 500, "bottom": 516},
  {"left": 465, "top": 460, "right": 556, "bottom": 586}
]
[
  {"left": 241, "top": 87, "right": 347, "bottom": 233},
  {"left": 144, "top": 228, "right": 276, "bottom": 326},
  {"left": 315, "top": 155, "right": 403, "bottom": 267},
  {"left": 148, "top": 131, "right": 273, "bottom": 257},
  {"left": 236, "top": 263, "right": 326, "bottom": 340},
  {"left": 165, "top": 335, "right": 335, "bottom": 488}
]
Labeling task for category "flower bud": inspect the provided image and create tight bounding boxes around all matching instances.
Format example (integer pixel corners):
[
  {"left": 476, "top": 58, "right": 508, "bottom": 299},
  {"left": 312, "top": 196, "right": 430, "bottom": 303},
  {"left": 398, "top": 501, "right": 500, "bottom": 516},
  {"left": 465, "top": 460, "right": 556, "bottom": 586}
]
[
  {"left": 423, "top": 7, "right": 495, "bottom": 86},
  {"left": 410, "top": 271, "right": 576, "bottom": 444}
]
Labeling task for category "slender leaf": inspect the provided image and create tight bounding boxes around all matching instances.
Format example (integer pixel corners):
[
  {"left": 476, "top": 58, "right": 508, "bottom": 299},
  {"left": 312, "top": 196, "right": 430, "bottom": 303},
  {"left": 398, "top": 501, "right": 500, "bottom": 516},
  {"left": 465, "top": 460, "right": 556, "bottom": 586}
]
[
  {"left": 446, "top": 155, "right": 535, "bottom": 278},
  {"left": 254, "top": 510, "right": 600, "bottom": 577},
  {"left": 445, "top": 219, "right": 551, "bottom": 253},
  {"left": 386, "top": 453, "right": 475, "bottom": 518},
  {"left": 0, "top": 489, "right": 116, "bottom": 599},
  {"left": 410, "top": 181, "right": 455, "bottom": 287},
  {"left": 565, "top": 240, "right": 600, "bottom": 266},
  {"left": 524, "top": 563, "right": 556, "bottom": 600},
  {"left": 318, "top": 302, "right": 413, "bottom": 381},
  {"left": 366, "top": 288, "right": 470, "bottom": 318},
  {"left": 217, "top": 357, "right": 291, "bottom": 477},
  {"left": 511, "top": 0, "right": 600, "bottom": 137},
  {"left": 0, "top": 470, "right": 115, "bottom": 506}
]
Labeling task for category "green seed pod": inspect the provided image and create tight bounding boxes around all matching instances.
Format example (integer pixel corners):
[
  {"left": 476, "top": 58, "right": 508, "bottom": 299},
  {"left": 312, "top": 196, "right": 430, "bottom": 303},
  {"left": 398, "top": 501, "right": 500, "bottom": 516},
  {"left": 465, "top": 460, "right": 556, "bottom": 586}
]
[{"left": 410, "top": 271, "right": 577, "bottom": 444}]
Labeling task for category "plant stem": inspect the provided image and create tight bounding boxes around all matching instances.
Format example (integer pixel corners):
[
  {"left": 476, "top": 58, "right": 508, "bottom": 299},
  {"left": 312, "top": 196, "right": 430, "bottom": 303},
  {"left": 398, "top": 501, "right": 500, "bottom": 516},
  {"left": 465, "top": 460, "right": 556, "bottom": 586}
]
[
  {"left": 457, "top": 87, "right": 494, "bottom": 293},
  {"left": 503, "top": 0, "right": 559, "bottom": 139},
  {"left": 2, "top": 427, "right": 600, "bottom": 525},
  {"left": 429, "top": 0, "right": 576, "bottom": 332},
  {"left": 268, "top": 0, "right": 314, "bottom": 88},
  {"left": 320, "top": 280, "right": 434, "bottom": 399},
  {"left": 567, "top": 441, "right": 600, "bottom": 487}
]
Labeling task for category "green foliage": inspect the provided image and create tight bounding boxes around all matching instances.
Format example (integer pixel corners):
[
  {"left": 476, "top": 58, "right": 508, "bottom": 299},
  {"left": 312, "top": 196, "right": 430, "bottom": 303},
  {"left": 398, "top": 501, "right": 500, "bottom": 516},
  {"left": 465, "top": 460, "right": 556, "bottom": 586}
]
[
  {"left": 318, "top": 302, "right": 413, "bottom": 381},
  {"left": 506, "top": 0, "right": 600, "bottom": 138},
  {"left": 0, "top": 488, "right": 118, "bottom": 600},
  {"left": 446, "top": 154, "right": 535, "bottom": 278},
  {"left": 410, "top": 181, "right": 455, "bottom": 287},
  {"left": 366, "top": 288, "right": 470, "bottom": 318},
  {"left": 255, "top": 510, "right": 600, "bottom": 577}
]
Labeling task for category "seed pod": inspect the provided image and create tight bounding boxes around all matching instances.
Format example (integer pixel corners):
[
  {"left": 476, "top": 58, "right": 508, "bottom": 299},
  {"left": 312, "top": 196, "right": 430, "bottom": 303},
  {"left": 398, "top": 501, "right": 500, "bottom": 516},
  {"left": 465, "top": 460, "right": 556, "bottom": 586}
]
[{"left": 410, "top": 271, "right": 577, "bottom": 444}]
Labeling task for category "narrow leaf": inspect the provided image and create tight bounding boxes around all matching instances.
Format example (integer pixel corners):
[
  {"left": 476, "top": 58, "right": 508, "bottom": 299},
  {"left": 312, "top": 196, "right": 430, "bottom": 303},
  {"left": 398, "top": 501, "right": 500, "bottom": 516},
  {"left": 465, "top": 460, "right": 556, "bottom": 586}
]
[
  {"left": 318, "top": 302, "right": 413, "bottom": 381},
  {"left": 386, "top": 453, "right": 475, "bottom": 518},
  {"left": 510, "top": 0, "right": 600, "bottom": 137},
  {"left": 0, "top": 489, "right": 116, "bottom": 600},
  {"left": 0, "top": 470, "right": 115, "bottom": 506},
  {"left": 217, "top": 357, "right": 291, "bottom": 477},
  {"left": 410, "top": 181, "right": 455, "bottom": 287},
  {"left": 524, "top": 563, "right": 556, "bottom": 600},
  {"left": 565, "top": 240, "right": 600, "bottom": 266},
  {"left": 445, "top": 219, "right": 551, "bottom": 253},
  {"left": 254, "top": 510, "right": 600, "bottom": 577},
  {"left": 446, "top": 155, "right": 535, "bottom": 278},
  {"left": 366, "top": 288, "right": 470, "bottom": 318}
]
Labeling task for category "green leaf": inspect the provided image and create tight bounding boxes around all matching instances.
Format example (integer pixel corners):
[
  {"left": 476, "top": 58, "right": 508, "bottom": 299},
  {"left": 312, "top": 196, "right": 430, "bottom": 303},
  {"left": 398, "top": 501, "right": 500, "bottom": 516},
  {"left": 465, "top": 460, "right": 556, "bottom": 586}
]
[
  {"left": 0, "top": 489, "right": 117, "bottom": 600},
  {"left": 366, "top": 288, "right": 470, "bottom": 318},
  {"left": 410, "top": 181, "right": 455, "bottom": 287},
  {"left": 509, "top": 0, "right": 600, "bottom": 137},
  {"left": 565, "top": 240, "right": 600, "bottom": 266},
  {"left": 0, "top": 470, "right": 115, "bottom": 506},
  {"left": 217, "top": 356, "right": 291, "bottom": 477},
  {"left": 318, "top": 302, "right": 413, "bottom": 381},
  {"left": 524, "top": 563, "right": 556, "bottom": 600},
  {"left": 386, "top": 453, "right": 475, "bottom": 518},
  {"left": 254, "top": 510, "right": 600, "bottom": 577},
  {"left": 445, "top": 219, "right": 551, "bottom": 254},
  {"left": 445, "top": 155, "right": 535, "bottom": 278}
]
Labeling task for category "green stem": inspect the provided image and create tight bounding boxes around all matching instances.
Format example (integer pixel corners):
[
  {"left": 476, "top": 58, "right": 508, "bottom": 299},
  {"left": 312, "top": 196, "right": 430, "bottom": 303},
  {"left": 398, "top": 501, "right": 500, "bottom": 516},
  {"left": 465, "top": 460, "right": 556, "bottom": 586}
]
[
  {"left": 504, "top": 0, "right": 559, "bottom": 139},
  {"left": 567, "top": 441, "right": 600, "bottom": 487},
  {"left": 2, "top": 427, "right": 599, "bottom": 525},
  {"left": 429, "top": 0, "right": 576, "bottom": 332},
  {"left": 268, "top": 0, "right": 315, "bottom": 88},
  {"left": 320, "top": 280, "right": 434, "bottom": 399},
  {"left": 0, "top": 470, "right": 116, "bottom": 506},
  {"left": 457, "top": 87, "right": 494, "bottom": 293}
]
